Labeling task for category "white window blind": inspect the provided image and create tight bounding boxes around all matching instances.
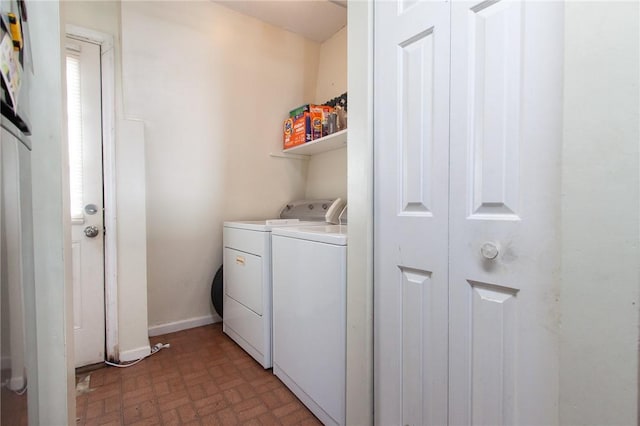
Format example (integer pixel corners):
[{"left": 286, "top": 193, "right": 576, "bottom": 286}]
[{"left": 66, "top": 51, "right": 84, "bottom": 221}]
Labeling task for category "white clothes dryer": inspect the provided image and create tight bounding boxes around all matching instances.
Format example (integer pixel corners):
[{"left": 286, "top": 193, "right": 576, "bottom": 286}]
[
  {"left": 223, "top": 199, "right": 345, "bottom": 369},
  {"left": 271, "top": 224, "right": 348, "bottom": 426}
]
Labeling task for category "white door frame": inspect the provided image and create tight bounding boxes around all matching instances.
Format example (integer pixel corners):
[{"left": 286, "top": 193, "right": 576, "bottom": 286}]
[
  {"left": 346, "top": 1, "right": 375, "bottom": 424},
  {"left": 65, "top": 24, "right": 119, "bottom": 362}
]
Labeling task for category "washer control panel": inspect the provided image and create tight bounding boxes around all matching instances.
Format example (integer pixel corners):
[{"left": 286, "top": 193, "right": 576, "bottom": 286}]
[{"left": 279, "top": 198, "right": 345, "bottom": 224}]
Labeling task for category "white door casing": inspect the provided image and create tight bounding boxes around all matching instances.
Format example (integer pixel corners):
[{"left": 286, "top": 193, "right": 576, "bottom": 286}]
[
  {"left": 373, "top": 1, "right": 451, "bottom": 425},
  {"left": 374, "top": 0, "right": 564, "bottom": 424},
  {"left": 66, "top": 36, "right": 106, "bottom": 368},
  {"left": 448, "top": 1, "right": 563, "bottom": 424}
]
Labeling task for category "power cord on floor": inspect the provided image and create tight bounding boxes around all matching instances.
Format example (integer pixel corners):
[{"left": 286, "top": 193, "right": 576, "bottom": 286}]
[{"left": 104, "top": 342, "right": 170, "bottom": 368}]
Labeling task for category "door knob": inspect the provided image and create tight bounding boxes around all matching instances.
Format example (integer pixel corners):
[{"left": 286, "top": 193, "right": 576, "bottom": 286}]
[
  {"left": 84, "top": 226, "right": 100, "bottom": 238},
  {"left": 481, "top": 242, "right": 499, "bottom": 260}
]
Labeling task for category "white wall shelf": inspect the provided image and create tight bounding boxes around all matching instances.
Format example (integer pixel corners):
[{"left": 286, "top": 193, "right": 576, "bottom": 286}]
[{"left": 283, "top": 129, "right": 347, "bottom": 156}]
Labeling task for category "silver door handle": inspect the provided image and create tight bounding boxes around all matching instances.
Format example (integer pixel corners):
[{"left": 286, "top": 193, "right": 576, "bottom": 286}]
[{"left": 84, "top": 226, "right": 100, "bottom": 238}]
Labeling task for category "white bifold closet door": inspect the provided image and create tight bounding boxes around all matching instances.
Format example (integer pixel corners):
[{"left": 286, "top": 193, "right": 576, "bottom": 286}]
[
  {"left": 373, "top": 1, "right": 451, "bottom": 425},
  {"left": 374, "top": 1, "right": 564, "bottom": 425},
  {"left": 448, "top": 1, "right": 564, "bottom": 424}
]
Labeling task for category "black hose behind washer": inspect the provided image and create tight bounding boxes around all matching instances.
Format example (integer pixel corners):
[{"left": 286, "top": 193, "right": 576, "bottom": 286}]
[{"left": 211, "top": 265, "right": 223, "bottom": 318}]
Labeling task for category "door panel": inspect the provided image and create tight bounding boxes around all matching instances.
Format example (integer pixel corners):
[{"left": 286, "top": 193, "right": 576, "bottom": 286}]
[
  {"left": 72, "top": 240, "right": 83, "bottom": 330},
  {"left": 468, "top": 281, "right": 518, "bottom": 426},
  {"left": 467, "top": 0, "right": 522, "bottom": 219},
  {"left": 224, "top": 247, "right": 263, "bottom": 315},
  {"left": 399, "top": 27, "right": 436, "bottom": 214},
  {"left": 449, "top": 1, "right": 564, "bottom": 424},
  {"left": 373, "top": 1, "right": 450, "bottom": 424},
  {"left": 66, "top": 36, "right": 105, "bottom": 367}
]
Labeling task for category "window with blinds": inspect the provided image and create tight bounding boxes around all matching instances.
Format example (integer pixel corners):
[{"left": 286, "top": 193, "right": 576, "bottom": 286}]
[{"left": 66, "top": 49, "right": 84, "bottom": 221}]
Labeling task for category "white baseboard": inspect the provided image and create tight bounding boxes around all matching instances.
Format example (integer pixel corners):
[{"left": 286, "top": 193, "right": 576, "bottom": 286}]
[
  {"left": 119, "top": 345, "right": 151, "bottom": 362},
  {"left": 148, "top": 313, "right": 221, "bottom": 337}
]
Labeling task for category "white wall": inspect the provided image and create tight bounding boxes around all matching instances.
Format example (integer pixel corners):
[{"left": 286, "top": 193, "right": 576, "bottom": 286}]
[
  {"left": 315, "top": 26, "right": 347, "bottom": 104},
  {"left": 63, "top": 1, "right": 349, "bottom": 345},
  {"left": 63, "top": 1, "right": 150, "bottom": 359},
  {"left": 305, "top": 148, "right": 347, "bottom": 200},
  {"left": 29, "top": 2, "right": 75, "bottom": 424},
  {"left": 120, "top": 2, "right": 319, "bottom": 329},
  {"left": 560, "top": 2, "right": 639, "bottom": 424},
  {"left": 305, "top": 26, "right": 348, "bottom": 200}
]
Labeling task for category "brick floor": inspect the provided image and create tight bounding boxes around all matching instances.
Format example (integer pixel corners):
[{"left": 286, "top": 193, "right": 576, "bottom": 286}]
[
  {"left": 1, "top": 386, "right": 28, "bottom": 426},
  {"left": 76, "top": 323, "right": 322, "bottom": 425}
]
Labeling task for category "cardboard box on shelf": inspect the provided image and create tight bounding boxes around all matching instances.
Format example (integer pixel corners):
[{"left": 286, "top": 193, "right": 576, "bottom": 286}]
[
  {"left": 283, "top": 112, "right": 311, "bottom": 149},
  {"left": 310, "top": 105, "right": 323, "bottom": 140},
  {"left": 283, "top": 117, "right": 294, "bottom": 148},
  {"left": 309, "top": 104, "right": 335, "bottom": 138},
  {"left": 283, "top": 102, "right": 340, "bottom": 150},
  {"left": 289, "top": 104, "right": 310, "bottom": 120}
]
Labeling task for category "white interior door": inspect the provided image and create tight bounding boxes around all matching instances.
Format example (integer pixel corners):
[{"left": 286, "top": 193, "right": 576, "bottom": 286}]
[
  {"left": 373, "top": 1, "right": 451, "bottom": 424},
  {"left": 448, "top": 2, "right": 563, "bottom": 424},
  {"left": 66, "top": 37, "right": 105, "bottom": 368}
]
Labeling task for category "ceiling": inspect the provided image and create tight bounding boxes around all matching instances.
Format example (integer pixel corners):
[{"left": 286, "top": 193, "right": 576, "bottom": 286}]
[{"left": 215, "top": 0, "right": 347, "bottom": 43}]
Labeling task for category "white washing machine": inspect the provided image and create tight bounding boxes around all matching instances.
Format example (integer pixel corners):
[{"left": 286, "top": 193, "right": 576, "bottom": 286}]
[
  {"left": 271, "top": 223, "right": 348, "bottom": 426},
  {"left": 223, "top": 199, "right": 345, "bottom": 369}
]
